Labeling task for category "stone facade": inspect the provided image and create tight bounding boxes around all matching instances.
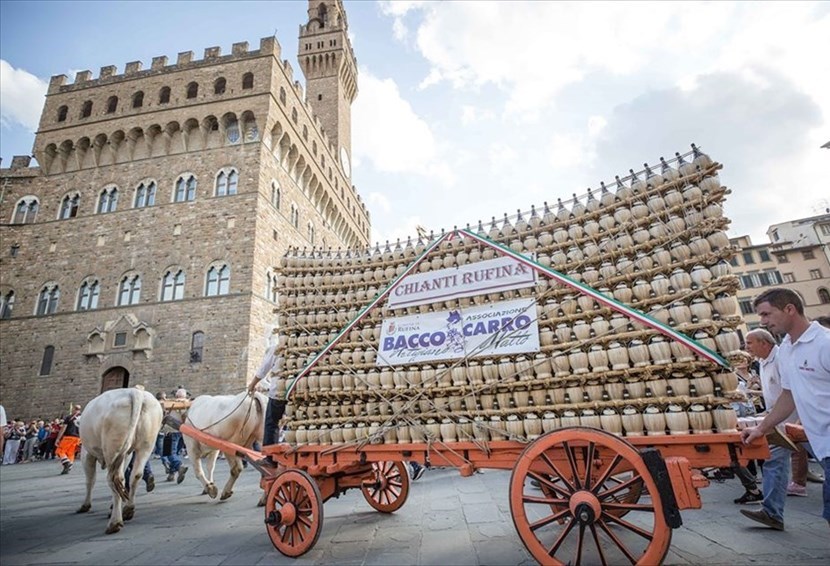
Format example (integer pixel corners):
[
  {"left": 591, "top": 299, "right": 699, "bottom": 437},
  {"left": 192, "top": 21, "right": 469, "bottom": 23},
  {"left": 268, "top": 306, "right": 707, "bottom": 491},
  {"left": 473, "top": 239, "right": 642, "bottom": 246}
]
[
  {"left": 729, "top": 231, "right": 830, "bottom": 333},
  {"left": 0, "top": 1, "right": 369, "bottom": 420}
]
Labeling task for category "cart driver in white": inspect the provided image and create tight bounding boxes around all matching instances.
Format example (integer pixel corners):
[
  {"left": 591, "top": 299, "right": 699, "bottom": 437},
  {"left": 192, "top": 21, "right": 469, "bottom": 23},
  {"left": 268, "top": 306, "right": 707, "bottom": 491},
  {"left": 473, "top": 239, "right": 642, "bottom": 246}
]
[{"left": 248, "top": 335, "right": 286, "bottom": 459}]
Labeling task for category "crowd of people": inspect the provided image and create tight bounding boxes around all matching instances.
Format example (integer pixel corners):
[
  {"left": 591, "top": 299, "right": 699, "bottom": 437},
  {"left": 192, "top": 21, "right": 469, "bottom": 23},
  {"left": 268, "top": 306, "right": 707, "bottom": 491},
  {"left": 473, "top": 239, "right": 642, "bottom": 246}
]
[{"left": 2, "top": 415, "right": 74, "bottom": 466}]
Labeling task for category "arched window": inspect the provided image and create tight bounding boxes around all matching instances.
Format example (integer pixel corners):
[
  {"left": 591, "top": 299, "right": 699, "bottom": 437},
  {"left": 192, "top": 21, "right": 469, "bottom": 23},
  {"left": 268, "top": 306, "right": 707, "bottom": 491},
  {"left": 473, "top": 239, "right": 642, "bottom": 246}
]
[
  {"left": 174, "top": 175, "right": 197, "bottom": 202},
  {"left": 308, "top": 222, "right": 315, "bottom": 244},
  {"left": 12, "top": 197, "right": 39, "bottom": 224},
  {"left": 76, "top": 279, "right": 100, "bottom": 311},
  {"left": 215, "top": 169, "right": 239, "bottom": 196},
  {"left": 190, "top": 331, "right": 205, "bottom": 363},
  {"left": 36, "top": 284, "right": 60, "bottom": 315},
  {"left": 161, "top": 269, "right": 186, "bottom": 301},
  {"left": 132, "top": 91, "right": 144, "bottom": 108},
  {"left": 57, "top": 105, "right": 68, "bottom": 122},
  {"left": 266, "top": 271, "right": 278, "bottom": 303},
  {"left": 186, "top": 82, "right": 199, "bottom": 99},
  {"left": 290, "top": 203, "right": 299, "bottom": 228},
  {"left": 271, "top": 181, "right": 280, "bottom": 209},
  {"left": 214, "top": 77, "right": 226, "bottom": 95},
  {"left": 205, "top": 264, "right": 230, "bottom": 296},
  {"left": 242, "top": 72, "right": 254, "bottom": 90},
  {"left": 106, "top": 96, "right": 118, "bottom": 113},
  {"left": 134, "top": 181, "right": 157, "bottom": 208},
  {"left": 40, "top": 346, "right": 55, "bottom": 376},
  {"left": 1, "top": 290, "right": 14, "bottom": 319},
  {"left": 279, "top": 87, "right": 286, "bottom": 105},
  {"left": 97, "top": 186, "right": 118, "bottom": 213},
  {"left": 291, "top": 108, "right": 298, "bottom": 124},
  {"left": 59, "top": 194, "right": 80, "bottom": 219},
  {"left": 118, "top": 274, "right": 141, "bottom": 306},
  {"left": 312, "top": 140, "right": 317, "bottom": 155},
  {"left": 302, "top": 125, "right": 308, "bottom": 141},
  {"left": 819, "top": 288, "right": 830, "bottom": 304},
  {"left": 159, "top": 86, "right": 171, "bottom": 104},
  {"left": 81, "top": 100, "right": 93, "bottom": 118},
  {"left": 318, "top": 3, "right": 328, "bottom": 26}
]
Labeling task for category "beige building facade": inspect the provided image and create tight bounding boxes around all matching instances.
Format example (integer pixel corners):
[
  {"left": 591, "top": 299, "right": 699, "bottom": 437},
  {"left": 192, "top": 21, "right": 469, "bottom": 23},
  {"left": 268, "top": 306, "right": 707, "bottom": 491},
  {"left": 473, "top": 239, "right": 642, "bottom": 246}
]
[
  {"left": 730, "top": 215, "right": 830, "bottom": 334},
  {"left": 0, "top": 0, "right": 370, "bottom": 420}
]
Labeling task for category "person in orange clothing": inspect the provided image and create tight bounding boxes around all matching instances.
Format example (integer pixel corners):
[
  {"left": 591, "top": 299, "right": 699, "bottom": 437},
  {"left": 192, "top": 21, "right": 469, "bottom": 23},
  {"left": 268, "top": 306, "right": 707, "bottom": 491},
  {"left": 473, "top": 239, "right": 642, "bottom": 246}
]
[{"left": 55, "top": 404, "right": 82, "bottom": 474}]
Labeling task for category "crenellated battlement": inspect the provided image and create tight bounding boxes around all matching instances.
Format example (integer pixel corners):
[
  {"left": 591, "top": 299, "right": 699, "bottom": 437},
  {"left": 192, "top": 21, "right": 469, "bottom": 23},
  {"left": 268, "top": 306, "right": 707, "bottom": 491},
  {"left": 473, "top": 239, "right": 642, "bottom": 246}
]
[{"left": 47, "top": 36, "right": 286, "bottom": 94}]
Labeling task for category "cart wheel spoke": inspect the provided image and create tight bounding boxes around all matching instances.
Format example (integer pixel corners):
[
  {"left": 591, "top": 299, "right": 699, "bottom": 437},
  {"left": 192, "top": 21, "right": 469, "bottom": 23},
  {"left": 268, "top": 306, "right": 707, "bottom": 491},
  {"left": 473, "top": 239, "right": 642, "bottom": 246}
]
[
  {"left": 583, "top": 442, "right": 596, "bottom": 490},
  {"left": 530, "top": 508, "right": 571, "bottom": 531},
  {"left": 547, "top": 517, "right": 577, "bottom": 556},
  {"left": 522, "top": 494, "right": 568, "bottom": 505},
  {"left": 598, "top": 473, "right": 644, "bottom": 500},
  {"left": 540, "top": 451, "right": 576, "bottom": 493},
  {"left": 573, "top": 523, "right": 586, "bottom": 566},
  {"left": 602, "top": 512, "right": 654, "bottom": 540},
  {"left": 589, "top": 523, "right": 609, "bottom": 566},
  {"left": 562, "top": 441, "right": 583, "bottom": 490},
  {"left": 528, "top": 470, "right": 572, "bottom": 499},
  {"left": 597, "top": 518, "right": 638, "bottom": 564},
  {"left": 603, "top": 502, "right": 654, "bottom": 512},
  {"left": 591, "top": 454, "right": 624, "bottom": 494}
]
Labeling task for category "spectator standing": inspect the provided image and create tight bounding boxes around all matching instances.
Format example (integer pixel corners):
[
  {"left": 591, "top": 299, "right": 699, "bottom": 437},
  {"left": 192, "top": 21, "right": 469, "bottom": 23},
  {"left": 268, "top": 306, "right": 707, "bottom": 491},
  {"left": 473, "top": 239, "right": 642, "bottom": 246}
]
[
  {"left": 36, "top": 420, "right": 50, "bottom": 460},
  {"left": 21, "top": 420, "right": 40, "bottom": 462},
  {"left": 3, "top": 420, "right": 23, "bottom": 465},
  {"left": 742, "top": 289, "right": 830, "bottom": 530},
  {"left": 44, "top": 419, "right": 60, "bottom": 460},
  {"left": 55, "top": 405, "right": 82, "bottom": 474}
]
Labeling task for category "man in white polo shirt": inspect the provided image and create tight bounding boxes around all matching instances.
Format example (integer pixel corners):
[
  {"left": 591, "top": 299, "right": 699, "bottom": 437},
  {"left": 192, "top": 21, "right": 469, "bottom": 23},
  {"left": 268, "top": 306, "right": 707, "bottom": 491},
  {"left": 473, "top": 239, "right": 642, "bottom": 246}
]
[{"left": 742, "top": 288, "right": 830, "bottom": 530}]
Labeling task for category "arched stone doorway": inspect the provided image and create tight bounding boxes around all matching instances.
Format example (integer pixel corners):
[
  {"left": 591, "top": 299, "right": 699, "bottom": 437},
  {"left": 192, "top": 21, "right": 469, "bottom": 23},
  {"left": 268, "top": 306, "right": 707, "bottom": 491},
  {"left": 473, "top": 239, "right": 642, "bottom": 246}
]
[{"left": 101, "top": 366, "right": 129, "bottom": 393}]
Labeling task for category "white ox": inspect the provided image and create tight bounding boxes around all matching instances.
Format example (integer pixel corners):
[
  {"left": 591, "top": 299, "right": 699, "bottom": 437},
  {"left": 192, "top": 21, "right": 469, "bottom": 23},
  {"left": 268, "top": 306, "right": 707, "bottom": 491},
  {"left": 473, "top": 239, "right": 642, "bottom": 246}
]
[
  {"left": 76, "top": 388, "right": 163, "bottom": 534},
  {"left": 182, "top": 391, "right": 266, "bottom": 504}
]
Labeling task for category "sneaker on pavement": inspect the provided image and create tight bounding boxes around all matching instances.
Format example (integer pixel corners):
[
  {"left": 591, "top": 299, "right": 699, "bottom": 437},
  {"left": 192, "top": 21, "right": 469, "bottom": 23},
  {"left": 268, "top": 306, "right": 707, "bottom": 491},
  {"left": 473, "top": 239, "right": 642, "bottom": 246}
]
[
  {"left": 786, "top": 482, "right": 807, "bottom": 497},
  {"left": 806, "top": 470, "right": 825, "bottom": 484},
  {"left": 740, "top": 508, "right": 784, "bottom": 530},
  {"left": 146, "top": 475, "right": 155, "bottom": 492},
  {"left": 177, "top": 466, "right": 188, "bottom": 484},
  {"left": 734, "top": 490, "right": 763, "bottom": 504},
  {"left": 166, "top": 472, "right": 175, "bottom": 482},
  {"left": 60, "top": 461, "right": 72, "bottom": 475},
  {"left": 409, "top": 462, "right": 424, "bottom": 481}
]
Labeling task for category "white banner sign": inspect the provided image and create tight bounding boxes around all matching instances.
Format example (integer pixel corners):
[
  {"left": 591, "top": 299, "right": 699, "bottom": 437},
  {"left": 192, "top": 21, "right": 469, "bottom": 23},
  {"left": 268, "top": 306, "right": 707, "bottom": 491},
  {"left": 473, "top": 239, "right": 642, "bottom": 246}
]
[
  {"left": 387, "top": 256, "right": 536, "bottom": 309},
  {"left": 377, "top": 298, "right": 540, "bottom": 366}
]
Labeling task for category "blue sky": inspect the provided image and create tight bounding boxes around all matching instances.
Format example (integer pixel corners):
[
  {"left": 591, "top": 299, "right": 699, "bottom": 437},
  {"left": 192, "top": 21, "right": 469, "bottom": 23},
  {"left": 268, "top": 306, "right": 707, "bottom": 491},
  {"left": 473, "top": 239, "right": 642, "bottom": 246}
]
[{"left": 2, "top": 1, "right": 829, "bottom": 245}]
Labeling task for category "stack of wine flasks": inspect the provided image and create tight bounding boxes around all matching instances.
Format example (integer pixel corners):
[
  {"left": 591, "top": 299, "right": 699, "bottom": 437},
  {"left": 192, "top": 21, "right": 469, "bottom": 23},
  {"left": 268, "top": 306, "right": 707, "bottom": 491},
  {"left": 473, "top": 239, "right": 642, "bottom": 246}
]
[{"left": 272, "top": 144, "right": 749, "bottom": 448}]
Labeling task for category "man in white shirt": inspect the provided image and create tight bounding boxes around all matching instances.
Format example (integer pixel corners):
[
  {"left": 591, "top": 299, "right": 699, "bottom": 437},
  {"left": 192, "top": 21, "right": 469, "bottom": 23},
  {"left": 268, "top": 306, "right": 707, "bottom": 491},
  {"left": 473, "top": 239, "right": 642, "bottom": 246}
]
[
  {"left": 247, "top": 337, "right": 286, "bottom": 448},
  {"left": 739, "top": 329, "right": 797, "bottom": 528},
  {"left": 742, "top": 288, "right": 830, "bottom": 530}
]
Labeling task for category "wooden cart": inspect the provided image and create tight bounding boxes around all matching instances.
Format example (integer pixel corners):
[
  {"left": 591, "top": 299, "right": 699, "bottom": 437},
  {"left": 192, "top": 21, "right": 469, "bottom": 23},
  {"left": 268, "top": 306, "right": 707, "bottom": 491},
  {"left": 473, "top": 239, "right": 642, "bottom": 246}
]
[{"left": 181, "top": 422, "right": 769, "bottom": 565}]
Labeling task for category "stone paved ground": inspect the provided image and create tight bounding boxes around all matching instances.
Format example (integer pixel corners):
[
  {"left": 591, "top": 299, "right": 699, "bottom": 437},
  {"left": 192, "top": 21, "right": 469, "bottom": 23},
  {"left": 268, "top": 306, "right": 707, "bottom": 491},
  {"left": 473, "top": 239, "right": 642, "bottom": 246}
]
[{"left": 1, "top": 457, "right": 828, "bottom": 565}]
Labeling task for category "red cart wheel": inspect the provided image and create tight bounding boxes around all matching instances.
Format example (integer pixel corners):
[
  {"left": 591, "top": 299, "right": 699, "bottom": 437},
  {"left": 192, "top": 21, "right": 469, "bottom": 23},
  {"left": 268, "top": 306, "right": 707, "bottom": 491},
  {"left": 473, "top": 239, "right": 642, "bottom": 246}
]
[
  {"left": 510, "top": 427, "right": 671, "bottom": 566},
  {"left": 361, "top": 461, "right": 410, "bottom": 513},
  {"left": 264, "top": 469, "right": 323, "bottom": 557}
]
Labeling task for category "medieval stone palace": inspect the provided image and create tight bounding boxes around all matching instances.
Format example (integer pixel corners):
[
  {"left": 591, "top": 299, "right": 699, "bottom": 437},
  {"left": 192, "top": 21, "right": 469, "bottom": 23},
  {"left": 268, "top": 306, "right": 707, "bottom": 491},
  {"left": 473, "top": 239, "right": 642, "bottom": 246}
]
[{"left": 0, "top": 1, "right": 369, "bottom": 419}]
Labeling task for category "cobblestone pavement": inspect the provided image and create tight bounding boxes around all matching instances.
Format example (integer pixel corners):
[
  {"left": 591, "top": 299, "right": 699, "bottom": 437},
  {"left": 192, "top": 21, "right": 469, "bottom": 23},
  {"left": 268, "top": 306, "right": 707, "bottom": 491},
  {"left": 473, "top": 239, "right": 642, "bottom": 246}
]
[{"left": 1, "top": 458, "right": 828, "bottom": 565}]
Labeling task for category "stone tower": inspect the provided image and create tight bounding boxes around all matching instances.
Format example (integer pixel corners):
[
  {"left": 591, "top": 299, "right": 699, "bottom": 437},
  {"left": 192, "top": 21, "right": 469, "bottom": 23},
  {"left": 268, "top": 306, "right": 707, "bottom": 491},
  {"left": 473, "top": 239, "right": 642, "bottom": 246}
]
[
  {"left": 0, "top": 3, "right": 371, "bottom": 419},
  {"left": 299, "top": 0, "right": 358, "bottom": 180}
]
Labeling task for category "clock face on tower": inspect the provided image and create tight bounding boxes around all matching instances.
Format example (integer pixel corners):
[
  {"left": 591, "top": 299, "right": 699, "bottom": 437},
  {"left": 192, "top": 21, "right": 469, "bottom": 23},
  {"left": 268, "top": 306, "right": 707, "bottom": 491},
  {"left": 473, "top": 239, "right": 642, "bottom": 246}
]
[{"left": 340, "top": 147, "right": 351, "bottom": 179}]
